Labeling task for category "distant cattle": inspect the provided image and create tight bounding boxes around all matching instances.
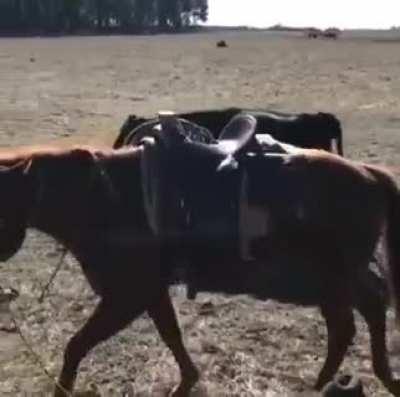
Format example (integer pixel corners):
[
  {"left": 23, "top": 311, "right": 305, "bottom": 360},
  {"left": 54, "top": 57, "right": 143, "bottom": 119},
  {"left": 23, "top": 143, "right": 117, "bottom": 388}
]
[
  {"left": 306, "top": 28, "right": 341, "bottom": 40},
  {"left": 216, "top": 40, "right": 228, "bottom": 48},
  {"left": 307, "top": 28, "right": 322, "bottom": 39},
  {"left": 323, "top": 29, "right": 340, "bottom": 39},
  {"left": 114, "top": 107, "right": 344, "bottom": 156}
]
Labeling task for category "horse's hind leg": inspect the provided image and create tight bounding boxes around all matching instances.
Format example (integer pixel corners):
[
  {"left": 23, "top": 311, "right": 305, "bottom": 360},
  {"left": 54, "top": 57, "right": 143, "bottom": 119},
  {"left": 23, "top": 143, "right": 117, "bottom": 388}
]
[
  {"left": 355, "top": 269, "right": 400, "bottom": 396},
  {"left": 148, "top": 289, "right": 199, "bottom": 397},
  {"left": 315, "top": 301, "right": 356, "bottom": 390},
  {"left": 54, "top": 299, "right": 145, "bottom": 397}
]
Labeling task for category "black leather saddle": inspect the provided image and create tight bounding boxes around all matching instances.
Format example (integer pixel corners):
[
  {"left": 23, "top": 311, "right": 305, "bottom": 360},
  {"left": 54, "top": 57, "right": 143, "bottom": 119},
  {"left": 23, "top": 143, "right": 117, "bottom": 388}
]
[
  {"left": 216, "top": 113, "right": 258, "bottom": 155},
  {"left": 138, "top": 113, "right": 293, "bottom": 298}
]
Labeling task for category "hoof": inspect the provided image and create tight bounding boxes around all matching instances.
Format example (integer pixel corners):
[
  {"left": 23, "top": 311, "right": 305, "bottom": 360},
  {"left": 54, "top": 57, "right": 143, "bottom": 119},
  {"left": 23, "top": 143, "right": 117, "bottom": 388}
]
[
  {"left": 322, "top": 374, "right": 365, "bottom": 396},
  {"left": 169, "top": 366, "right": 200, "bottom": 397},
  {"left": 385, "top": 378, "right": 400, "bottom": 396}
]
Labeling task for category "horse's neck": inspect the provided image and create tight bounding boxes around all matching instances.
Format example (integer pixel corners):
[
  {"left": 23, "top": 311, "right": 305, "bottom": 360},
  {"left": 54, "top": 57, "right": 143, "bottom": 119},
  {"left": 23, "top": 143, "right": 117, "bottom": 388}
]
[
  {"left": 30, "top": 176, "right": 90, "bottom": 247},
  {"left": 30, "top": 151, "right": 147, "bottom": 249}
]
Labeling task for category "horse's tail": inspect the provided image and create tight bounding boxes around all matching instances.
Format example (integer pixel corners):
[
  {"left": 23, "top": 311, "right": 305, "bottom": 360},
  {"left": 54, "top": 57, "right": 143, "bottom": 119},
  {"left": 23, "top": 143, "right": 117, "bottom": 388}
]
[{"left": 367, "top": 165, "right": 400, "bottom": 327}]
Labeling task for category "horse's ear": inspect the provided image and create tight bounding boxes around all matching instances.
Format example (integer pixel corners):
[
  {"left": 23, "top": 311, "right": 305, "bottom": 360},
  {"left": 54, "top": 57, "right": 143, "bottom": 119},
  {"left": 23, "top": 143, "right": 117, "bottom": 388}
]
[{"left": 69, "top": 147, "right": 95, "bottom": 163}]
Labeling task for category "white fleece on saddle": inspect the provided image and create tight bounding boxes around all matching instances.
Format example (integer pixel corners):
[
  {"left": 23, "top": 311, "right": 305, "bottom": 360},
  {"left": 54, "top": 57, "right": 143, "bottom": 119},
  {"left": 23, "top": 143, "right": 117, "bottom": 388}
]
[{"left": 255, "top": 134, "right": 302, "bottom": 154}]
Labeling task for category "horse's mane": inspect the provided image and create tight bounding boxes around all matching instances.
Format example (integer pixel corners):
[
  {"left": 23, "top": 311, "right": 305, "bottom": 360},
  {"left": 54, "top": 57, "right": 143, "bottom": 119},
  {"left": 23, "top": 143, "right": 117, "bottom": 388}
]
[{"left": 0, "top": 144, "right": 142, "bottom": 166}]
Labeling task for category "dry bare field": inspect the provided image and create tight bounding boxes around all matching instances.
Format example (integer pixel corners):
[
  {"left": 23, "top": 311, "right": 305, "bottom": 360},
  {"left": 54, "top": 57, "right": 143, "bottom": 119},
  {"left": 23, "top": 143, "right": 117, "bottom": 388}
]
[{"left": 1, "top": 31, "right": 400, "bottom": 396}]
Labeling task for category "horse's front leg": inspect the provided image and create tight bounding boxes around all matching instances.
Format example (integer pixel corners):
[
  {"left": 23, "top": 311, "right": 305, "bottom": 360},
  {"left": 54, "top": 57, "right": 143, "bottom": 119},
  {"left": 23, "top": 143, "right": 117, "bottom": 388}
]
[
  {"left": 54, "top": 298, "right": 145, "bottom": 397},
  {"left": 148, "top": 289, "right": 199, "bottom": 397}
]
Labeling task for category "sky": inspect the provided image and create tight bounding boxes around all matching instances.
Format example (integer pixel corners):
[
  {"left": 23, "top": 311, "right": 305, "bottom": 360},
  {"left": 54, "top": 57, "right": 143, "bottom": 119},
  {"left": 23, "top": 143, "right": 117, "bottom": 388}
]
[{"left": 207, "top": 0, "right": 400, "bottom": 30}]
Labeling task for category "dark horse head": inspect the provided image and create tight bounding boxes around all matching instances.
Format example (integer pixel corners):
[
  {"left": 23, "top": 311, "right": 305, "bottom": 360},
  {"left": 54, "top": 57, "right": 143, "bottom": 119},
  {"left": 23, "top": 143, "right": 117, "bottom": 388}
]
[
  {"left": 0, "top": 159, "right": 35, "bottom": 261},
  {"left": 0, "top": 146, "right": 123, "bottom": 263}
]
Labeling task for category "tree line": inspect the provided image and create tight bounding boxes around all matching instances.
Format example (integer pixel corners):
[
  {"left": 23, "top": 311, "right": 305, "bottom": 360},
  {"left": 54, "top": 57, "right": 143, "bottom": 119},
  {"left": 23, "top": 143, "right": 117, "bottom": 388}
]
[{"left": 0, "top": 0, "right": 208, "bottom": 34}]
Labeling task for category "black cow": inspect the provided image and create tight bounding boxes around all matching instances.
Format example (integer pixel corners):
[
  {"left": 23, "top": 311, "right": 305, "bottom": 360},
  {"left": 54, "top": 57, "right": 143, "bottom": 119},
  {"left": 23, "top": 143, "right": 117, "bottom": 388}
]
[{"left": 113, "top": 107, "right": 344, "bottom": 155}]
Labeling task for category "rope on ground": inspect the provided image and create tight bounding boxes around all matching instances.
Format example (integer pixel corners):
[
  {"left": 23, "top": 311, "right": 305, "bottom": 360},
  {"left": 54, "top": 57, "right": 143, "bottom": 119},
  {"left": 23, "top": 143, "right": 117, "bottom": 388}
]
[
  {"left": 9, "top": 304, "right": 72, "bottom": 397},
  {"left": 38, "top": 246, "right": 68, "bottom": 303},
  {"left": 1, "top": 249, "right": 70, "bottom": 395}
]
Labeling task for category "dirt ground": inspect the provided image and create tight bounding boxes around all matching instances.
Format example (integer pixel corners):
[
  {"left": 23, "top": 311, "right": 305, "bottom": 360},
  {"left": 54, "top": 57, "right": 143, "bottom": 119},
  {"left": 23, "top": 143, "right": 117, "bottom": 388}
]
[{"left": 1, "top": 31, "right": 400, "bottom": 396}]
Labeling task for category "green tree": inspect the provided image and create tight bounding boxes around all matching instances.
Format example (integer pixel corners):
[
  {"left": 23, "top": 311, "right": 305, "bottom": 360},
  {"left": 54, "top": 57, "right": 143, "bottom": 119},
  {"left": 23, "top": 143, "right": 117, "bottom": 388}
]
[
  {"left": 62, "top": 0, "right": 82, "bottom": 32},
  {"left": 133, "top": 0, "right": 152, "bottom": 28},
  {"left": 182, "top": 0, "right": 208, "bottom": 26},
  {"left": 0, "top": 0, "right": 208, "bottom": 34}
]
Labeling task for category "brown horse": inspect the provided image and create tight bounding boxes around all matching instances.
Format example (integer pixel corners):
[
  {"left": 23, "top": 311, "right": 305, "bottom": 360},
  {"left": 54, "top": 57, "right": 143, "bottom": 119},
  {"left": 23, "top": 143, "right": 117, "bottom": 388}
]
[{"left": 0, "top": 144, "right": 400, "bottom": 396}]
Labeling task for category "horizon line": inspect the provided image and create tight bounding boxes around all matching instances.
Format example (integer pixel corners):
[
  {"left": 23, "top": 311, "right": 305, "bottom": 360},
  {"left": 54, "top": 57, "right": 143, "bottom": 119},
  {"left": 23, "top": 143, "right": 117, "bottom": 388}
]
[{"left": 203, "top": 23, "right": 400, "bottom": 32}]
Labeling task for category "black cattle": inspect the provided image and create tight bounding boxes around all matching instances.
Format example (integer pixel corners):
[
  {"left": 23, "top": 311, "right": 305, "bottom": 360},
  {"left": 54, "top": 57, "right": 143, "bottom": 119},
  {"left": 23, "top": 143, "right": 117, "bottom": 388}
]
[{"left": 114, "top": 107, "right": 344, "bottom": 155}]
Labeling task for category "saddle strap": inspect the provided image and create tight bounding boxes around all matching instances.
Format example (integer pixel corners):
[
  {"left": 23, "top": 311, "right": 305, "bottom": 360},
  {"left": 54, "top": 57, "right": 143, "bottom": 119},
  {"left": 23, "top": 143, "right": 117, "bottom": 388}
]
[
  {"left": 239, "top": 170, "right": 270, "bottom": 261},
  {"left": 140, "top": 137, "right": 186, "bottom": 239},
  {"left": 140, "top": 138, "right": 167, "bottom": 236}
]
